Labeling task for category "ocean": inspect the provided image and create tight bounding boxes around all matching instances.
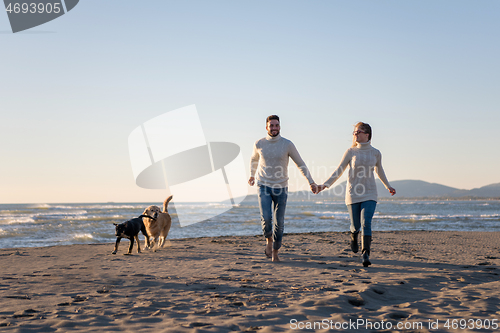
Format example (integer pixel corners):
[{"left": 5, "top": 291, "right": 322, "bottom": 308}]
[{"left": 1, "top": 199, "right": 499, "bottom": 249}]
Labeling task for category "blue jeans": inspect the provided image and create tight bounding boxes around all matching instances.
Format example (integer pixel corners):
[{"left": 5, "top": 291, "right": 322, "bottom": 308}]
[
  {"left": 258, "top": 185, "right": 288, "bottom": 250},
  {"left": 347, "top": 200, "right": 377, "bottom": 236}
]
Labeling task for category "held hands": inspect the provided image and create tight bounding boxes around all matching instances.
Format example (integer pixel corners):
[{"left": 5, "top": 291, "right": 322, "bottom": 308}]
[
  {"left": 310, "top": 183, "right": 327, "bottom": 194},
  {"left": 388, "top": 187, "right": 396, "bottom": 196},
  {"left": 249, "top": 178, "right": 331, "bottom": 195},
  {"left": 316, "top": 184, "right": 327, "bottom": 194}
]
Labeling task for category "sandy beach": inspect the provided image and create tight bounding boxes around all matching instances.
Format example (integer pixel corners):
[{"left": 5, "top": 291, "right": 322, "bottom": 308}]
[{"left": 1, "top": 231, "right": 500, "bottom": 332}]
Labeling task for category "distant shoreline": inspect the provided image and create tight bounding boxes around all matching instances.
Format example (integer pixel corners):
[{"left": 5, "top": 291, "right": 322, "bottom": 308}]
[{"left": 1, "top": 196, "right": 500, "bottom": 205}]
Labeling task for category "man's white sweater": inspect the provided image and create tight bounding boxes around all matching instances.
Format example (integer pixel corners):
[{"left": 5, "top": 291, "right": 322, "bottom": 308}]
[{"left": 250, "top": 134, "right": 314, "bottom": 188}]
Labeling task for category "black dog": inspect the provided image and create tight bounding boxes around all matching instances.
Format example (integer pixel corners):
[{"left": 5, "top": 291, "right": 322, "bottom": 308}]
[{"left": 112, "top": 215, "right": 154, "bottom": 255}]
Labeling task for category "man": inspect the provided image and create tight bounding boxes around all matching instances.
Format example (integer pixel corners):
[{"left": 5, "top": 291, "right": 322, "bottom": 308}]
[{"left": 249, "top": 115, "right": 317, "bottom": 262}]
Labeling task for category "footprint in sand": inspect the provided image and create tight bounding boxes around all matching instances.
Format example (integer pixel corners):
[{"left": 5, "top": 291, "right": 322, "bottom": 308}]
[
  {"left": 182, "top": 322, "right": 213, "bottom": 328},
  {"left": 388, "top": 311, "right": 410, "bottom": 320},
  {"left": 344, "top": 289, "right": 359, "bottom": 294},
  {"left": 347, "top": 296, "right": 365, "bottom": 307},
  {"left": 12, "top": 309, "right": 39, "bottom": 318},
  {"left": 5, "top": 295, "right": 31, "bottom": 300},
  {"left": 72, "top": 295, "right": 89, "bottom": 303},
  {"left": 371, "top": 287, "right": 386, "bottom": 295}
]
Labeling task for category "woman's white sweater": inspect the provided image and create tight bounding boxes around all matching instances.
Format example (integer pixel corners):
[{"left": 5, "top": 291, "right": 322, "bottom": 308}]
[{"left": 323, "top": 141, "right": 391, "bottom": 205}]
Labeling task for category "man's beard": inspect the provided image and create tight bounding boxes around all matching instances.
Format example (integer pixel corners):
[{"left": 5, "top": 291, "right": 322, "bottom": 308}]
[{"left": 268, "top": 130, "right": 280, "bottom": 137}]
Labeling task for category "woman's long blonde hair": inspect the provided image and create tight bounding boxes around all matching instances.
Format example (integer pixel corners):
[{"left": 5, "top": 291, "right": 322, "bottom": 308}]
[{"left": 352, "top": 122, "right": 372, "bottom": 147}]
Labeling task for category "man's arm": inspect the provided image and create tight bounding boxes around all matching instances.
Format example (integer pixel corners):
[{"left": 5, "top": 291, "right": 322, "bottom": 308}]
[
  {"left": 248, "top": 143, "right": 260, "bottom": 186},
  {"left": 288, "top": 142, "right": 316, "bottom": 192}
]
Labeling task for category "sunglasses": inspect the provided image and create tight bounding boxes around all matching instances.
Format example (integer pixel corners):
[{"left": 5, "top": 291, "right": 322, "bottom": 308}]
[{"left": 353, "top": 130, "right": 367, "bottom": 135}]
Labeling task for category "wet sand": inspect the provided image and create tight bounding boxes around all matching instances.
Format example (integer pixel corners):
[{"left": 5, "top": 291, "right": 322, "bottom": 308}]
[{"left": 1, "top": 231, "right": 500, "bottom": 332}]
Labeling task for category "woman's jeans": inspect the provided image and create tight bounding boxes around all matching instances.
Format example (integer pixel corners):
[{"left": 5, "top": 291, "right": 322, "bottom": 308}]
[
  {"left": 347, "top": 200, "right": 377, "bottom": 236},
  {"left": 258, "top": 185, "right": 288, "bottom": 250}
]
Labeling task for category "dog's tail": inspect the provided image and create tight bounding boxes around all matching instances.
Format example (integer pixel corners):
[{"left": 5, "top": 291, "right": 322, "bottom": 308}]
[{"left": 163, "top": 195, "right": 173, "bottom": 213}]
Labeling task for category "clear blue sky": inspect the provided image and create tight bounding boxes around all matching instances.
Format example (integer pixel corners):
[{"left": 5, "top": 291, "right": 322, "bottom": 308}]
[{"left": 1, "top": 1, "right": 499, "bottom": 203}]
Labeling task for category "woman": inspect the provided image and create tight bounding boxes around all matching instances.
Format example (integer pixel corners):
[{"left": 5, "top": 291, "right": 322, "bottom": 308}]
[{"left": 317, "top": 122, "right": 396, "bottom": 267}]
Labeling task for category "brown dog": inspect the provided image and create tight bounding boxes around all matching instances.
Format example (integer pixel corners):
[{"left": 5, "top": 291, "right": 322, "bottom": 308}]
[{"left": 142, "top": 195, "right": 173, "bottom": 250}]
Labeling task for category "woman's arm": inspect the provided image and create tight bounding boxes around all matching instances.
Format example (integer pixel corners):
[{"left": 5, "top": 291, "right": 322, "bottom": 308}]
[
  {"left": 321, "top": 149, "right": 352, "bottom": 189},
  {"left": 375, "top": 151, "right": 396, "bottom": 196}
]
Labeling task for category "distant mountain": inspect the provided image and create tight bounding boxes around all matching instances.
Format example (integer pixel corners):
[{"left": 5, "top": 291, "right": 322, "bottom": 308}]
[
  {"left": 464, "top": 183, "right": 500, "bottom": 198},
  {"left": 375, "top": 180, "right": 464, "bottom": 198},
  {"left": 283, "top": 180, "right": 500, "bottom": 200}
]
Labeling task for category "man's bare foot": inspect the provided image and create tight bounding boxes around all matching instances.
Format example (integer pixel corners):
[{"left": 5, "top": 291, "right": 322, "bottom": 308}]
[
  {"left": 265, "top": 238, "right": 273, "bottom": 258},
  {"left": 272, "top": 249, "right": 280, "bottom": 262}
]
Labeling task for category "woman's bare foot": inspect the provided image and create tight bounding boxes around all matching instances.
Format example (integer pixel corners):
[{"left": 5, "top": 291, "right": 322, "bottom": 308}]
[{"left": 272, "top": 249, "right": 280, "bottom": 262}]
